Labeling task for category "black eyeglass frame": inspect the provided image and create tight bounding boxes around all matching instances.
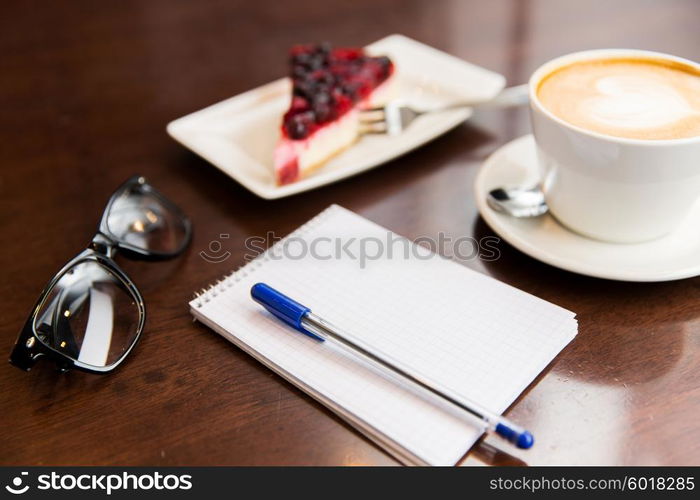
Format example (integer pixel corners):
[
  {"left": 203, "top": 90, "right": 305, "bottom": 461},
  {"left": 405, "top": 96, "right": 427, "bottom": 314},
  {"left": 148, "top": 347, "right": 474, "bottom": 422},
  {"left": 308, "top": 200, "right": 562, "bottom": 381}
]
[{"left": 9, "top": 175, "right": 192, "bottom": 374}]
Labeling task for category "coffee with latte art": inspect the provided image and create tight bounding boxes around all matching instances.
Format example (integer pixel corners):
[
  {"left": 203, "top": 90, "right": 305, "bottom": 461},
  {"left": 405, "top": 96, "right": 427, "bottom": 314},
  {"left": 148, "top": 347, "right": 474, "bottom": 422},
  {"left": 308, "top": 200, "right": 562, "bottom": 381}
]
[{"left": 537, "top": 58, "right": 700, "bottom": 140}]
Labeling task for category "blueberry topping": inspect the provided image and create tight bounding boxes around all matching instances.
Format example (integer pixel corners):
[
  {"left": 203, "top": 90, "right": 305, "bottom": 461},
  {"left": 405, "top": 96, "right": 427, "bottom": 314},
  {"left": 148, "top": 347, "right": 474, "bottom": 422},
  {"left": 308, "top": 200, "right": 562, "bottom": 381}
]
[
  {"left": 314, "top": 91, "right": 331, "bottom": 104},
  {"left": 285, "top": 111, "right": 315, "bottom": 140},
  {"left": 312, "top": 91, "right": 336, "bottom": 122},
  {"left": 283, "top": 43, "right": 393, "bottom": 139},
  {"left": 376, "top": 56, "right": 392, "bottom": 79},
  {"left": 293, "top": 80, "right": 314, "bottom": 99}
]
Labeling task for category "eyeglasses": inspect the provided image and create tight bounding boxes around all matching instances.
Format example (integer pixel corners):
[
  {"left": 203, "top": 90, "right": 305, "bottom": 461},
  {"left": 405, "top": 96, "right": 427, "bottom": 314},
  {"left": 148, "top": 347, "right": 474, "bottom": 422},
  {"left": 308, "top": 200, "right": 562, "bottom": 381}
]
[{"left": 9, "top": 175, "right": 192, "bottom": 374}]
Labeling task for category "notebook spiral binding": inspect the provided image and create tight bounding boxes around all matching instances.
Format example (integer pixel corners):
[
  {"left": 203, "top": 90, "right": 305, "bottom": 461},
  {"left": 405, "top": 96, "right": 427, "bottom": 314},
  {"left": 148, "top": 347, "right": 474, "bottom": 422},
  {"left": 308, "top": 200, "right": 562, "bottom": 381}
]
[{"left": 192, "top": 205, "right": 339, "bottom": 308}]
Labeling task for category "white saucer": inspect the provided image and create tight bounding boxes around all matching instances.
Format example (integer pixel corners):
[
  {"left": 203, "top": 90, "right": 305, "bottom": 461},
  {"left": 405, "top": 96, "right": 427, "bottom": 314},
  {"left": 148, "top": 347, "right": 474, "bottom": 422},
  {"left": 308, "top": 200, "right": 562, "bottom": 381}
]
[{"left": 474, "top": 135, "right": 700, "bottom": 282}]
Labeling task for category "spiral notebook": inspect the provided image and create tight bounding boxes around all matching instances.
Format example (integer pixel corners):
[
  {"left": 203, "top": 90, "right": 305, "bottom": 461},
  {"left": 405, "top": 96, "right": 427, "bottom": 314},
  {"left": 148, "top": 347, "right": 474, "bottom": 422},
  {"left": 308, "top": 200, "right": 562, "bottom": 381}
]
[{"left": 190, "top": 205, "right": 577, "bottom": 465}]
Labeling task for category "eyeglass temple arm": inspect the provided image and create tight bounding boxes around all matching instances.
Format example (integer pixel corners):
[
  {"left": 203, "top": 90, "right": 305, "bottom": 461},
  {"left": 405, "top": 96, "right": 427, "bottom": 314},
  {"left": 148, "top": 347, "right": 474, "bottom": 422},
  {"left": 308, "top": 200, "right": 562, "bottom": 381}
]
[
  {"left": 9, "top": 319, "right": 45, "bottom": 371},
  {"left": 9, "top": 284, "right": 87, "bottom": 371}
]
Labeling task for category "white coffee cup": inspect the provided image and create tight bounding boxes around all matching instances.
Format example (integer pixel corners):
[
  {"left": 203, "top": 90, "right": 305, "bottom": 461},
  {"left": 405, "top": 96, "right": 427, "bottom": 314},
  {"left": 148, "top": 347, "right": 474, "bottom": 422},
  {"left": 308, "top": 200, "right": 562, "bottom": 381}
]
[{"left": 528, "top": 49, "right": 700, "bottom": 243}]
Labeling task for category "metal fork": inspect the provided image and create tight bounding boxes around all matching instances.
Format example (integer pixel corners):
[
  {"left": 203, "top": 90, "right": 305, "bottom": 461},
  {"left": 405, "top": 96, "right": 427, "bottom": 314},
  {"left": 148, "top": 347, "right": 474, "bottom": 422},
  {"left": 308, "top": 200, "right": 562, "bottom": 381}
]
[{"left": 359, "top": 84, "right": 529, "bottom": 135}]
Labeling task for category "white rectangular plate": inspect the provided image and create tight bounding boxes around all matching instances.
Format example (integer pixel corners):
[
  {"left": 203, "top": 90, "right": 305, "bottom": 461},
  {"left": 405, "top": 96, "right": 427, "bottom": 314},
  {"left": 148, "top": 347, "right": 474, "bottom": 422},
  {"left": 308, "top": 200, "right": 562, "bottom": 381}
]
[{"left": 166, "top": 34, "right": 505, "bottom": 199}]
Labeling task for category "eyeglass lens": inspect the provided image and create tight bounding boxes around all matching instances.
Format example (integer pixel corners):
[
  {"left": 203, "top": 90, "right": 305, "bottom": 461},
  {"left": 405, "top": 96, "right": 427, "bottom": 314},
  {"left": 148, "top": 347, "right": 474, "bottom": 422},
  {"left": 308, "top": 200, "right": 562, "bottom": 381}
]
[
  {"left": 33, "top": 260, "right": 140, "bottom": 368},
  {"left": 105, "top": 183, "right": 188, "bottom": 254}
]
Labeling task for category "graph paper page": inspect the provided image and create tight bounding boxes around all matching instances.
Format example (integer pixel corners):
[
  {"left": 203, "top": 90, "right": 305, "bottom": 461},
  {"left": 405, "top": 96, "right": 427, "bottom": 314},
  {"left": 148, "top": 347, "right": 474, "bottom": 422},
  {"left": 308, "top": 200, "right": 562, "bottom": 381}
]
[{"left": 191, "top": 205, "right": 577, "bottom": 465}]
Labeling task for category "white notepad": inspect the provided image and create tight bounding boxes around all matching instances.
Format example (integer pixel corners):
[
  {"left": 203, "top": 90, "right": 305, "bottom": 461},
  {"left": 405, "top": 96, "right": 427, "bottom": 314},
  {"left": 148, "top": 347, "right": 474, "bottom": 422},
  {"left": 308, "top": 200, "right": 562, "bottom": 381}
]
[{"left": 190, "top": 205, "right": 577, "bottom": 465}]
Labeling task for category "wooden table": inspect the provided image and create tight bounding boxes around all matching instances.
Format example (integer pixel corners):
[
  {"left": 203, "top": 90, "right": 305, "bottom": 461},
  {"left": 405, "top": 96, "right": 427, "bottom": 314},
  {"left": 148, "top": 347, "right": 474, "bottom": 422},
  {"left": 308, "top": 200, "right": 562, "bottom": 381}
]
[{"left": 2, "top": 0, "right": 699, "bottom": 466}]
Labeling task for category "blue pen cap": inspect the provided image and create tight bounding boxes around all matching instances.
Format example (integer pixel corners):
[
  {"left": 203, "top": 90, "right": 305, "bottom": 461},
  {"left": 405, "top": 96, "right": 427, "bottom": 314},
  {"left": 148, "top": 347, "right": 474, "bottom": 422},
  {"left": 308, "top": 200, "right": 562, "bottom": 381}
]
[
  {"left": 495, "top": 422, "right": 534, "bottom": 449},
  {"left": 251, "top": 283, "right": 321, "bottom": 341}
]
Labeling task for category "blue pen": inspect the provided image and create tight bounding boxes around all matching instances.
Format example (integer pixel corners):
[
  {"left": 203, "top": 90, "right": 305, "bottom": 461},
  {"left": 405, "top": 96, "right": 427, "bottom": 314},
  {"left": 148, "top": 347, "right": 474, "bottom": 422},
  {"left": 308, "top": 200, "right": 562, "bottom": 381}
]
[{"left": 251, "top": 282, "right": 534, "bottom": 450}]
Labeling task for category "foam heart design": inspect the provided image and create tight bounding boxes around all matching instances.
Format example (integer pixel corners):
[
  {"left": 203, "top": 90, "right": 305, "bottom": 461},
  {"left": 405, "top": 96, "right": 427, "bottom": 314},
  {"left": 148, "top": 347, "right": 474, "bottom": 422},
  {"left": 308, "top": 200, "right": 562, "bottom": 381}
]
[{"left": 582, "top": 75, "right": 692, "bottom": 130}]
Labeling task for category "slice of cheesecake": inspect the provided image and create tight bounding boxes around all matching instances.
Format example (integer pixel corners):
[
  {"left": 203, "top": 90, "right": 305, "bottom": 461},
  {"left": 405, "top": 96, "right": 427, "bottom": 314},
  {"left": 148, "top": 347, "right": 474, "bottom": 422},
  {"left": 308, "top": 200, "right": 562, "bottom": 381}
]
[{"left": 274, "top": 43, "right": 396, "bottom": 185}]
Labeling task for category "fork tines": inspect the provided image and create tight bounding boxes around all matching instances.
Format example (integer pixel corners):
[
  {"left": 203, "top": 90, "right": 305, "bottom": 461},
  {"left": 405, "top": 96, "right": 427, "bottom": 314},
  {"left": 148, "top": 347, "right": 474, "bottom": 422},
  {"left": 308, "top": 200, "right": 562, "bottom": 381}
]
[{"left": 359, "top": 107, "right": 388, "bottom": 134}]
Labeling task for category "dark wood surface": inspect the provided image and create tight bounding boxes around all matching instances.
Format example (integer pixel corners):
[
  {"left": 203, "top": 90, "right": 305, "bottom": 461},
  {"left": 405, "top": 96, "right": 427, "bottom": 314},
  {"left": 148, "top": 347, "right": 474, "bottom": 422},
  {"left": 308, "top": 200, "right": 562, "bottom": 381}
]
[{"left": 2, "top": 0, "right": 699, "bottom": 466}]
